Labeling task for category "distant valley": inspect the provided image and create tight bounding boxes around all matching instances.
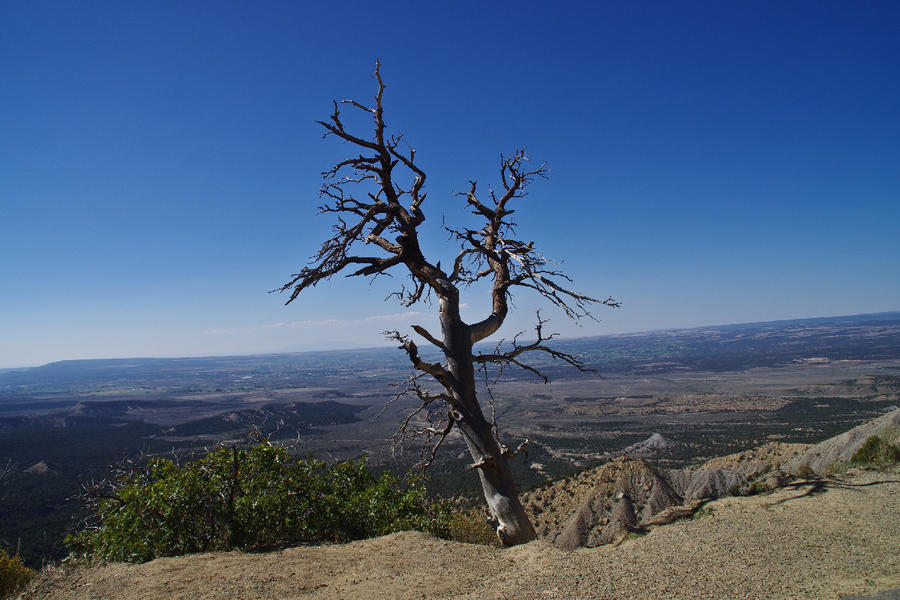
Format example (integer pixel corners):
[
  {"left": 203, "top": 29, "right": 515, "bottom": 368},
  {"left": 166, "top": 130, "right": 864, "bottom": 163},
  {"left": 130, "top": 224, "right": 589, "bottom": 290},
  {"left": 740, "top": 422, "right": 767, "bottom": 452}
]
[{"left": 1, "top": 311, "right": 899, "bottom": 566}]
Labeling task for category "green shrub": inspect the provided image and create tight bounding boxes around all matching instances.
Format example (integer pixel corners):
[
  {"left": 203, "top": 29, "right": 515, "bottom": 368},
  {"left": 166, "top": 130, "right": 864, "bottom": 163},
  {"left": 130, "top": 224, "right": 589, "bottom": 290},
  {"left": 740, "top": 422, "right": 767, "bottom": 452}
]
[
  {"left": 66, "top": 444, "right": 451, "bottom": 562},
  {"left": 447, "top": 508, "right": 500, "bottom": 546},
  {"left": 747, "top": 481, "right": 768, "bottom": 495},
  {"left": 692, "top": 506, "right": 715, "bottom": 520},
  {"left": 796, "top": 463, "right": 815, "bottom": 479},
  {"left": 851, "top": 436, "right": 900, "bottom": 468},
  {"left": 0, "top": 548, "right": 36, "bottom": 598}
]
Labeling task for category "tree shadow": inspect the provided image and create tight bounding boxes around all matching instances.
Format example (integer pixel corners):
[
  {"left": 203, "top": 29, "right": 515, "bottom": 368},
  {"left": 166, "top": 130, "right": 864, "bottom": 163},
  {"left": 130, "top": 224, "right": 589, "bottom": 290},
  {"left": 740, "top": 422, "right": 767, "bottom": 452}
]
[{"left": 764, "top": 477, "right": 900, "bottom": 508}]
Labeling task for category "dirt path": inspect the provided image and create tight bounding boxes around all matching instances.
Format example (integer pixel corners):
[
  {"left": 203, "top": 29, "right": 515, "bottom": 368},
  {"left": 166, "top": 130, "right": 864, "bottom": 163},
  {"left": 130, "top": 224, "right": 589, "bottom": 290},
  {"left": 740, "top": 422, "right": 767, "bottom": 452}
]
[{"left": 25, "top": 471, "right": 900, "bottom": 600}]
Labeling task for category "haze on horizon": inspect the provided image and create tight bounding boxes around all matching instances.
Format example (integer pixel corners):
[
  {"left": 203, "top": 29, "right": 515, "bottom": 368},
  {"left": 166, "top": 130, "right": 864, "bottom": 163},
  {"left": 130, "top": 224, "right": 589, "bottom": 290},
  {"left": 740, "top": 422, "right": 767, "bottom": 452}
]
[
  {"left": 2, "top": 2, "right": 899, "bottom": 368},
  {"left": 5, "top": 310, "right": 900, "bottom": 371}
]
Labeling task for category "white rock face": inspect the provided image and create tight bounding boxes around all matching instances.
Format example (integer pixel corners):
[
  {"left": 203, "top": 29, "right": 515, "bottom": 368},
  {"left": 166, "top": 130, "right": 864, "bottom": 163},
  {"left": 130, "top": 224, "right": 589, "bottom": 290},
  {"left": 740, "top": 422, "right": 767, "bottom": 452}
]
[
  {"left": 619, "top": 432, "right": 677, "bottom": 457},
  {"left": 642, "top": 433, "right": 676, "bottom": 450},
  {"left": 24, "top": 460, "right": 54, "bottom": 475}
]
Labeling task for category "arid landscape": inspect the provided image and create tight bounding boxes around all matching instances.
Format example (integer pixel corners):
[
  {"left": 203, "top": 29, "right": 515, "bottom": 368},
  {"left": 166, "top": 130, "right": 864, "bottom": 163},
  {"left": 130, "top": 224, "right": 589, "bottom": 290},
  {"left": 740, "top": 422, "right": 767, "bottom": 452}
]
[
  {"left": 5, "top": 4, "right": 900, "bottom": 598},
  {"left": 2, "top": 312, "right": 899, "bottom": 573},
  {"left": 21, "top": 433, "right": 900, "bottom": 599}
]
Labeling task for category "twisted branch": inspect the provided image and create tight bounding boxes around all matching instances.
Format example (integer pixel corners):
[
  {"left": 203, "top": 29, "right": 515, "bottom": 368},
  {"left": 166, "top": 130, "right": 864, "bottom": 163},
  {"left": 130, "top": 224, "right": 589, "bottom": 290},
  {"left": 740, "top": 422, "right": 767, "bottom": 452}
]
[
  {"left": 277, "top": 64, "right": 619, "bottom": 471},
  {"left": 474, "top": 312, "right": 594, "bottom": 384}
]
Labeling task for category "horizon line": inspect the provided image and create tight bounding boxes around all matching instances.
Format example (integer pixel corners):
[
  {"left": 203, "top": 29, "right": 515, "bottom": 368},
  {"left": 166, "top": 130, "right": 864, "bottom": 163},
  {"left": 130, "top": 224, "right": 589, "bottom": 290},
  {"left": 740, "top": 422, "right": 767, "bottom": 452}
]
[{"left": 4, "top": 309, "right": 898, "bottom": 371}]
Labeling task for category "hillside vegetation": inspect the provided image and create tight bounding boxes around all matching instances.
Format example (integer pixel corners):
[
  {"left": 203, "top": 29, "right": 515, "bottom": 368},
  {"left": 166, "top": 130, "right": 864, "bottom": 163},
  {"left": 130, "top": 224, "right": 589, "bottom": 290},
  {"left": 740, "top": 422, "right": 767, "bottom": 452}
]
[
  {"left": 18, "top": 410, "right": 900, "bottom": 599},
  {"left": 4, "top": 313, "right": 900, "bottom": 567},
  {"left": 66, "top": 444, "right": 450, "bottom": 563},
  {"left": 21, "top": 469, "right": 900, "bottom": 600}
]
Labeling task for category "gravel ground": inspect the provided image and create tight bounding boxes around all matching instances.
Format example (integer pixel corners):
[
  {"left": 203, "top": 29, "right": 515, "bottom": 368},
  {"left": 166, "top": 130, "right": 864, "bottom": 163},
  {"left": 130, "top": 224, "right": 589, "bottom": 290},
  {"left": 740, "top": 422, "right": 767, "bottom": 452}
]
[{"left": 23, "top": 470, "right": 900, "bottom": 600}]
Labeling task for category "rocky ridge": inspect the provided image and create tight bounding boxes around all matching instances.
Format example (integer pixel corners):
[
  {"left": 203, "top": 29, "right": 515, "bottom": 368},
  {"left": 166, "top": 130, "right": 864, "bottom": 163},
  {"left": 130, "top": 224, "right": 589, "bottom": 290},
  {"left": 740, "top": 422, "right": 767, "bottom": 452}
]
[{"left": 523, "top": 408, "right": 900, "bottom": 549}]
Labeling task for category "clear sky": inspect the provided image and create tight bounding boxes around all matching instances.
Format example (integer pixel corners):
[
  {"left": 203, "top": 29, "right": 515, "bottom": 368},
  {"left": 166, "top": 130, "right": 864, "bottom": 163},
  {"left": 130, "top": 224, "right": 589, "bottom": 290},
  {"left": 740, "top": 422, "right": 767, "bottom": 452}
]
[{"left": 2, "top": 1, "right": 899, "bottom": 368}]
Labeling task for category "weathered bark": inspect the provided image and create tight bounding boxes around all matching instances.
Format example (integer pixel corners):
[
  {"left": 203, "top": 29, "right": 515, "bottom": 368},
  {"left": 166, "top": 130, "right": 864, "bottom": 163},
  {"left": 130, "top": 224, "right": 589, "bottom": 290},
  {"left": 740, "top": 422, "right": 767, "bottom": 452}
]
[
  {"left": 277, "top": 63, "right": 616, "bottom": 546},
  {"left": 459, "top": 419, "right": 536, "bottom": 545},
  {"left": 438, "top": 290, "right": 536, "bottom": 545}
]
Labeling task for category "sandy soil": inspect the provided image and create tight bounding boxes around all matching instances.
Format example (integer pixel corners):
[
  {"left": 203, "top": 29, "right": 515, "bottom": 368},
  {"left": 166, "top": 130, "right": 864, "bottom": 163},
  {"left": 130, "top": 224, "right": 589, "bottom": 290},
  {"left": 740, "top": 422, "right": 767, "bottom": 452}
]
[{"left": 23, "top": 469, "right": 899, "bottom": 600}]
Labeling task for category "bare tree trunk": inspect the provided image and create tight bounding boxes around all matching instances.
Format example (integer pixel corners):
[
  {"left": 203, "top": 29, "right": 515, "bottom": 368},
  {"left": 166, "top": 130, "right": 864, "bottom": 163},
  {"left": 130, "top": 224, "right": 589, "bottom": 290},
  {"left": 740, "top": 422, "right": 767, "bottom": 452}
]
[
  {"left": 457, "top": 410, "right": 537, "bottom": 546},
  {"left": 439, "top": 293, "right": 536, "bottom": 546}
]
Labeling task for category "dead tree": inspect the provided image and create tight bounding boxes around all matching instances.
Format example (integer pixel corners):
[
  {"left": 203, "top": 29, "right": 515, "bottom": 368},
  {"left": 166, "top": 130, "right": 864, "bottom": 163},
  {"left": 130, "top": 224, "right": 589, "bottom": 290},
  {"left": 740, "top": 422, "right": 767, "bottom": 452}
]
[{"left": 277, "top": 64, "right": 618, "bottom": 546}]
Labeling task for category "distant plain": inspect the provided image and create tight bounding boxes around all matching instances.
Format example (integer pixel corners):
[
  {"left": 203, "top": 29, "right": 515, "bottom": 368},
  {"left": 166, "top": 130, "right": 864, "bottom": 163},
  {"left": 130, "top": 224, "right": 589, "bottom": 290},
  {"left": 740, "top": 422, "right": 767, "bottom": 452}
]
[{"left": 1, "top": 311, "right": 898, "bottom": 566}]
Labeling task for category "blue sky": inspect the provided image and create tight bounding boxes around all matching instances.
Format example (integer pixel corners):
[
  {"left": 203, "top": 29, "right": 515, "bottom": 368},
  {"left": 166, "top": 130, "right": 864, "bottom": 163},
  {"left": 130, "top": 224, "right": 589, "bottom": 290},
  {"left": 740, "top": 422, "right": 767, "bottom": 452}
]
[{"left": 2, "top": 1, "right": 898, "bottom": 367}]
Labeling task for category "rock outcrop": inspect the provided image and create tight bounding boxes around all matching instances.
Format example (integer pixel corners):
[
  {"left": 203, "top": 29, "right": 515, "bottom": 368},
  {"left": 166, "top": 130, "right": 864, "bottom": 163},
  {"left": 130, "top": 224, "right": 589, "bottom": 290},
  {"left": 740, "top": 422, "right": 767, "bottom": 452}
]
[
  {"left": 23, "top": 461, "right": 56, "bottom": 476},
  {"left": 668, "top": 441, "right": 807, "bottom": 499},
  {"left": 619, "top": 432, "right": 677, "bottom": 457},
  {"left": 523, "top": 408, "right": 900, "bottom": 549},
  {"left": 783, "top": 407, "right": 900, "bottom": 476},
  {"left": 550, "top": 457, "right": 681, "bottom": 549}
]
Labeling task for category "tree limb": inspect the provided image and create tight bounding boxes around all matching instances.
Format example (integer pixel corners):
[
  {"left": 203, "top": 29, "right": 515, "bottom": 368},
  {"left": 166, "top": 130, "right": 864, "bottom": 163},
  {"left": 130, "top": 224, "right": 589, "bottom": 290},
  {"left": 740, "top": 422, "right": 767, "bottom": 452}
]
[{"left": 473, "top": 312, "right": 595, "bottom": 383}]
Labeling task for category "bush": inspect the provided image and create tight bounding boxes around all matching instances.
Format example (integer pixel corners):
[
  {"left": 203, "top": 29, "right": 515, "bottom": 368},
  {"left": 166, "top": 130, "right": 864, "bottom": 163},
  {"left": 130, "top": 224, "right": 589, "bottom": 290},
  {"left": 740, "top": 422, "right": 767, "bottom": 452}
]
[
  {"left": 446, "top": 508, "right": 500, "bottom": 546},
  {"left": 66, "top": 444, "right": 451, "bottom": 562},
  {"left": 747, "top": 481, "right": 768, "bottom": 495},
  {"left": 692, "top": 506, "right": 715, "bottom": 520},
  {"left": 0, "top": 548, "right": 36, "bottom": 598},
  {"left": 796, "top": 463, "right": 815, "bottom": 479},
  {"left": 851, "top": 436, "right": 900, "bottom": 468}
]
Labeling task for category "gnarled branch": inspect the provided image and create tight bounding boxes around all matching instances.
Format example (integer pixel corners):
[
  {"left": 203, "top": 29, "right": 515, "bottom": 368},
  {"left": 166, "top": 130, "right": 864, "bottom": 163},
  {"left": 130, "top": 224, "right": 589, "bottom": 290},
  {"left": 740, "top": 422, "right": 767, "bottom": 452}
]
[
  {"left": 385, "top": 330, "right": 453, "bottom": 391},
  {"left": 473, "top": 312, "right": 595, "bottom": 383},
  {"left": 275, "top": 61, "right": 449, "bottom": 307}
]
